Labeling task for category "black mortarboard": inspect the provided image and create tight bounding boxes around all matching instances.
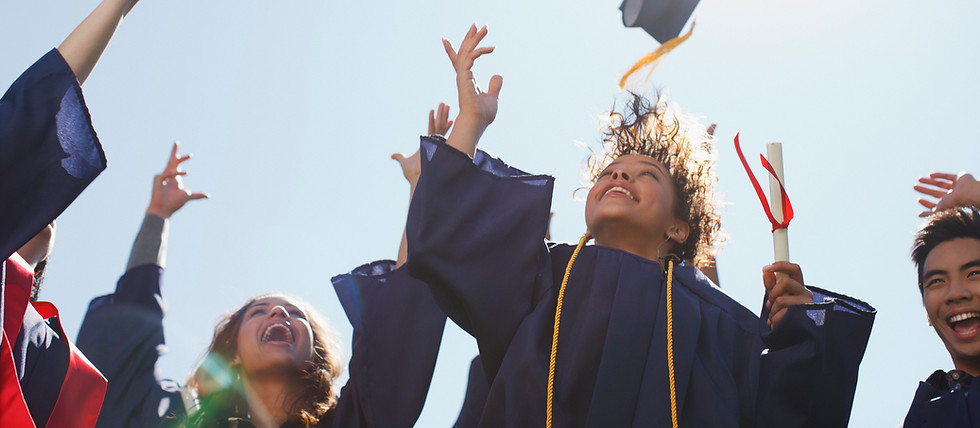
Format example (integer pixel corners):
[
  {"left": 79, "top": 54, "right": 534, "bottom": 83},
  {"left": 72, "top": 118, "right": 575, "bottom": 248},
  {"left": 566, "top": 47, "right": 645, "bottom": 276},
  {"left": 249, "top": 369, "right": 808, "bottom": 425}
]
[{"left": 620, "top": 0, "right": 700, "bottom": 44}]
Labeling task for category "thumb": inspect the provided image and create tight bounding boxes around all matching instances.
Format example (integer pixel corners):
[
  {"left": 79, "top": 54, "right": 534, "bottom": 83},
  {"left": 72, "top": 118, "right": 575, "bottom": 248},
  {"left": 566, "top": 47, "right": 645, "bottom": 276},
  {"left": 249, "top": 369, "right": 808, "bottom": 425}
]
[
  {"left": 488, "top": 74, "right": 503, "bottom": 98},
  {"left": 391, "top": 153, "right": 406, "bottom": 162}
]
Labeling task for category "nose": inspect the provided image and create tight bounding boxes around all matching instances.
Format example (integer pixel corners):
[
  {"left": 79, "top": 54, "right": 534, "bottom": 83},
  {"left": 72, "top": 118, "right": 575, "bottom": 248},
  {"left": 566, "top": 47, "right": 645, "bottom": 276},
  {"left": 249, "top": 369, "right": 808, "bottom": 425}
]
[
  {"left": 269, "top": 305, "right": 291, "bottom": 319},
  {"left": 946, "top": 278, "right": 973, "bottom": 304},
  {"left": 611, "top": 169, "right": 631, "bottom": 181}
]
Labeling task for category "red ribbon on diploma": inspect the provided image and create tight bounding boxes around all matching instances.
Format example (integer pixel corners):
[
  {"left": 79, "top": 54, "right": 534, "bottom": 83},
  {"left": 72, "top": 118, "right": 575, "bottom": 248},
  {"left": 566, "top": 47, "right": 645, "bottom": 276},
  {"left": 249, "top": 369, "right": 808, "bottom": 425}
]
[{"left": 733, "top": 133, "right": 794, "bottom": 232}]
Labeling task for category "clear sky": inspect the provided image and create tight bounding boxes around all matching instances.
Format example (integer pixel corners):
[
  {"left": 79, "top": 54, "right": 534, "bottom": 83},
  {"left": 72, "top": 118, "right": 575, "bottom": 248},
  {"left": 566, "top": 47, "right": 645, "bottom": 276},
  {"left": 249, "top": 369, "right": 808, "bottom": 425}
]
[{"left": 3, "top": 0, "right": 979, "bottom": 425}]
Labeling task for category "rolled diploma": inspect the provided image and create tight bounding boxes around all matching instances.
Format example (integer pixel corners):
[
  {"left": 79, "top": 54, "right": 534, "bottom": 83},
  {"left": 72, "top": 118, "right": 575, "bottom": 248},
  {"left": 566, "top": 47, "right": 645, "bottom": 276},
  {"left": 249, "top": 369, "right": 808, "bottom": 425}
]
[{"left": 766, "top": 142, "right": 789, "bottom": 262}]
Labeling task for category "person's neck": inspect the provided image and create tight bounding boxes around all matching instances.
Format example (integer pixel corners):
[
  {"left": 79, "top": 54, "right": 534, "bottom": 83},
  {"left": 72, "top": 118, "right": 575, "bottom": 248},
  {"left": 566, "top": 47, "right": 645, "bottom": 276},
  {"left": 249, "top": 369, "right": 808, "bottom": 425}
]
[
  {"left": 952, "top": 358, "right": 980, "bottom": 378},
  {"left": 592, "top": 226, "right": 666, "bottom": 263},
  {"left": 243, "top": 375, "right": 301, "bottom": 428}
]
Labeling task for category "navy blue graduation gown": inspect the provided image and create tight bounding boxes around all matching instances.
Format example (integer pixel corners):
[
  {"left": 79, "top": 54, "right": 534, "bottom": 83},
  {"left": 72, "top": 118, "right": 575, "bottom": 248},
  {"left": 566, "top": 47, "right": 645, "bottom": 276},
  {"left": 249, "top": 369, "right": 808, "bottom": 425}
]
[
  {"left": 77, "top": 260, "right": 449, "bottom": 427},
  {"left": 0, "top": 49, "right": 106, "bottom": 427},
  {"left": 406, "top": 136, "right": 876, "bottom": 427},
  {"left": 904, "top": 370, "right": 980, "bottom": 427},
  {"left": 0, "top": 49, "right": 105, "bottom": 262},
  {"left": 454, "top": 356, "right": 488, "bottom": 428}
]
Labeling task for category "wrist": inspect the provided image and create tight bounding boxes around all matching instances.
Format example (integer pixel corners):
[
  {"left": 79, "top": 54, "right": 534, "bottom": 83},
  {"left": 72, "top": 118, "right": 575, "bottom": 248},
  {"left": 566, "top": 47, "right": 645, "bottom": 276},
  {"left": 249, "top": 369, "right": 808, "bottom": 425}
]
[{"left": 146, "top": 206, "right": 172, "bottom": 220}]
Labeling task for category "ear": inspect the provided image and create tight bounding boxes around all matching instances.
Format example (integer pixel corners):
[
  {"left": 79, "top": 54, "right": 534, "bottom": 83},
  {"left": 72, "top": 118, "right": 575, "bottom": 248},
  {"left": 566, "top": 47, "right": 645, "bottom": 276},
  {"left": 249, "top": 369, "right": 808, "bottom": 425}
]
[{"left": 668, "top": 223, "right": 690, "bottom": 244}]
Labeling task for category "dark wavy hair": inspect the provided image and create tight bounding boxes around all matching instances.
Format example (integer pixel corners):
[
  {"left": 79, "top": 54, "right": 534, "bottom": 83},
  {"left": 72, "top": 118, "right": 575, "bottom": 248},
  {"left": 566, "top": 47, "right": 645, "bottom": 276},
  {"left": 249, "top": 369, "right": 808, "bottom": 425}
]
[
  {"left": 912, "top": 207, "right": 980, "bottom": 293},
  {"left": 587, "top": 92, "right": 721, "bottom": 268},
  {"left": 182, "top": 293, "right": 344, "bottom": 427}
]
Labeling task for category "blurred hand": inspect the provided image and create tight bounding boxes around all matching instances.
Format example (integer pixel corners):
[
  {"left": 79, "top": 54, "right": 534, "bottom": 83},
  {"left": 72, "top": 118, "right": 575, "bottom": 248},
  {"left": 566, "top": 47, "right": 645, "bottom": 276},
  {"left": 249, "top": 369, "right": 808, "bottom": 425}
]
[
  {"left": 762, "top": 261, "right": 813, "bottom": 328},
  {"left": 390, "top": 150, "right": 421, "bottom": 189},
  {"left": 428, "top": 102, "right": 454, "bottom": 136},
  {"left": 915, "top": 172, "right": 980, "bottom": 216},
  {"left": 146, "top": 142, "right": 209, "bottom": 219}
]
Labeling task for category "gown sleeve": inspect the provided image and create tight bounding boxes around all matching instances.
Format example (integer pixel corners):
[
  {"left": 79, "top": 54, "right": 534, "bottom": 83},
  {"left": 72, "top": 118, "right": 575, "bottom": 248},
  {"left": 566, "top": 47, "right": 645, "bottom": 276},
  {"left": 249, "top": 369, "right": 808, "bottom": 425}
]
[
  {"left": 453, "top": 356, "right": 489, "bottom": 427},
  {"left": 405, "top": 136, "right": 554, "bottom": 380},
  {"left": 755, "top": 286, "right": 876, "bottom": 427},
  {"left": 326, "top": 260, "right": 447, "bottom": 427},
  {"left": 75, "top": 216, "right": 183, "bottom": 428},
  {"left": 0, "top": 49, "right": 105, "bottom": 261}
]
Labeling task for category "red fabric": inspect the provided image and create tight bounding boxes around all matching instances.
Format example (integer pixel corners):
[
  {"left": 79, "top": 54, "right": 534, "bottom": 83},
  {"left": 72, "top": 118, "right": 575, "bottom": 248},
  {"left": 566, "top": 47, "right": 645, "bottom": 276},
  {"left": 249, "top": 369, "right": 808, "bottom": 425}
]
[
  {"left": 0, "top": 255, "right": 37, "bottom": 427},
  {"left": 0, "top": 333, "right": 36, "bottom": 427},
  {"left": 3, "top": 255, "right": 33, "bottom": 340},
  {"left": 0, "top": 255, "right": 106, "bottom": 428},
  {"left": 32, "top": 302, "right": 106, "bottom": 428},
  {"left": 733, "top": 133, "right": 795, "bottom": 232}
]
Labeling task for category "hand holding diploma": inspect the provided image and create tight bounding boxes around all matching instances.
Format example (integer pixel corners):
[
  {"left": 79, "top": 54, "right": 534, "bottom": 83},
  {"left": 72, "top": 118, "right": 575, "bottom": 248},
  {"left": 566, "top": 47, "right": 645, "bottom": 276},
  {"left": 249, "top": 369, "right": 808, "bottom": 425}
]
[{"left": 762, "top": 261, "right": 813, "bottom": 328}]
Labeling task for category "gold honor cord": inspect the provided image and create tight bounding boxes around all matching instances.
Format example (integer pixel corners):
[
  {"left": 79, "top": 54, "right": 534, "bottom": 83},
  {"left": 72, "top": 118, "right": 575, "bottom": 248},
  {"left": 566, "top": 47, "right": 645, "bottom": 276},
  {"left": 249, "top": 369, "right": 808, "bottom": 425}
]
[
  {"left": 546, "top": 233, "right": 590, "bottom": 428},
  {"left": 618, "top": 21, "right": 696, "bottom": 91},
  {"left": 666, "top": 259, "right": 678, "bottom": 428},
  {"left": 545, "top": 236, "right": 679, "bottom": 428}
]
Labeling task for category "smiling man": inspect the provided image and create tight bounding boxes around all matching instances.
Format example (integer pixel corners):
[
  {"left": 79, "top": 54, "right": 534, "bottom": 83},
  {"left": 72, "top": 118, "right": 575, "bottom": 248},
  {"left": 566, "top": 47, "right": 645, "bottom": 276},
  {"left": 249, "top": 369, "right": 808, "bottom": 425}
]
[{"left": 906, "top": 207, "right": 980, "bottom": 426}]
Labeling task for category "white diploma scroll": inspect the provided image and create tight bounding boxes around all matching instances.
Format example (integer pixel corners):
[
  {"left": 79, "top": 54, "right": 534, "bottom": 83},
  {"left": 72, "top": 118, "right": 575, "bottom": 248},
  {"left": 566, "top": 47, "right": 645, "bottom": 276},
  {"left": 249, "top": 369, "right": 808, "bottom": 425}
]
[{"left": 766, "top": 142, "right": 790, "bottom": 263}]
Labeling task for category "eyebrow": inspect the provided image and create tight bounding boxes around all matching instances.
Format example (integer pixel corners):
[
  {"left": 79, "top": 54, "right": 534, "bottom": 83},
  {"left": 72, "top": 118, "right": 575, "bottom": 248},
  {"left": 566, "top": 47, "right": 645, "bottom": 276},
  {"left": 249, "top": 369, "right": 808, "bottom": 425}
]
[
  {"left": 923, "top": 258, "right": 980, "bottom": 279},
  {"left": 604, "top": 159, "right": 669, "bottom": 175},
  {"left": 639, "top": 160, "right": 669, "bottom": 175}
]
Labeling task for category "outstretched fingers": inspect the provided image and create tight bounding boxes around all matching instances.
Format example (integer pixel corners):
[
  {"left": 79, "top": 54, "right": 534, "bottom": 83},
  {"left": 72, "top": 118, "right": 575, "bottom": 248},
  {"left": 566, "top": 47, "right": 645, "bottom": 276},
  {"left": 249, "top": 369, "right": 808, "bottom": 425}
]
[
  {"left": 447, "top": 24, "right": 494, "bottom": 71},
  {"left": 442, "top": 38, "right": 458, "bottom": 65}
]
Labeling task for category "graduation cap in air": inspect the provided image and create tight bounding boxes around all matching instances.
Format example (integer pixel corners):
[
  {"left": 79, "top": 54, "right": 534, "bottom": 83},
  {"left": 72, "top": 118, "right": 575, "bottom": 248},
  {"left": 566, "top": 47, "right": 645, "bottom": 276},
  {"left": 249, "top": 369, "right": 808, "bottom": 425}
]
[{"left": 620, "top": 0, "right": 700, "bottom": 44}]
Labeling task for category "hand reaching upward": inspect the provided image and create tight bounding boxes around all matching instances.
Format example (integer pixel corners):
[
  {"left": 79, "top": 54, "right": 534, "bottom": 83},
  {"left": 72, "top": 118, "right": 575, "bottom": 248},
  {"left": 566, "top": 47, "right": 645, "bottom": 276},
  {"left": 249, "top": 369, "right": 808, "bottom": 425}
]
[
  {"left": 146, "top": 142, "right": 209, "bottom": 219},
  {"left": 915, "top": 172, "right": 980, "bottom": 217},
  {"left": 443, "top": 24, "right": 503, "bottom": 157},
  {"left": 428, "top": 102, "right": 455, "bottom": 137}
]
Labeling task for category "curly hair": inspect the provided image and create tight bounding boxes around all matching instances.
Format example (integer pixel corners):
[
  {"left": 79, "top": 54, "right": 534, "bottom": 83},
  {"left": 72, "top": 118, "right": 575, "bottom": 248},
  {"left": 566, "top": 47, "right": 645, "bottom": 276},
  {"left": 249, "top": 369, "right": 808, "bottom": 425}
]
[
  {"left": 182, "top": 293, "right": 344, "bottom": 427},
  {"left": 587, "top": 92, "right": 722, "bottom": 268}
]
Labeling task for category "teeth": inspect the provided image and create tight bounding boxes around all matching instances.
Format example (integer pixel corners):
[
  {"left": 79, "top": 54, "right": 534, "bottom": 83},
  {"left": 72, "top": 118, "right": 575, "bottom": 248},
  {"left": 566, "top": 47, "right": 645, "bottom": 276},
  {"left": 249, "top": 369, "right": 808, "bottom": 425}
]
[
  {"left": 603, "top": 186, "right": 634, "bottom": 200},
  {"left": 948, "top": 312, "right": 980, "bottom": 324},
  {"left": 261, "top": 323, "right": 294, "bottom": 343}
]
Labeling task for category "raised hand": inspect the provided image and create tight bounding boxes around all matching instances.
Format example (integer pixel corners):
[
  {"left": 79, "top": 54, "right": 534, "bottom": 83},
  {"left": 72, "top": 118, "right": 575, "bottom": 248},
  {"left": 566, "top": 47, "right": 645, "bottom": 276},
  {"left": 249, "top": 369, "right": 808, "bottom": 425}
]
[
  {"left": 762, "top": 261, "right": 813, "bottom": 328},
  {"left": 146, "top": 142, "right": 209, "bottom": 219},
  {"left": 428, "top": 102, "right": 455, "bottom": 136},
  {"left": 915, "top": 172, "right": 980, "bottom": 216},
  {"left": 390, "top": 151, "right": 421, "bottom": 190},
  {"left": 443, "top": 24, "right": 503, "bottom": 157}
]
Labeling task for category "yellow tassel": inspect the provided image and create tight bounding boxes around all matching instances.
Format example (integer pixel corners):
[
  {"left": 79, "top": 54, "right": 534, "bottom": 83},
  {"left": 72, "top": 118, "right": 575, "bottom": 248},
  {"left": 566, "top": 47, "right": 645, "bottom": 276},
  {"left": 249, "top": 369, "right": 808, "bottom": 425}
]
[
  {"left": 546, "top": 233, "right": 590, "bottom": 428},
  {"left": 619, "top": 21, "right": 696, "bottom": 91}
]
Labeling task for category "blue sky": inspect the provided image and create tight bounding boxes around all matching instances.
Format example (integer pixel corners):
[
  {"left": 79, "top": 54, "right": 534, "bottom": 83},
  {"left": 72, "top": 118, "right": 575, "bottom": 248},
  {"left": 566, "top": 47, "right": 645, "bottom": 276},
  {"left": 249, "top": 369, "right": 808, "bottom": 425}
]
[{"left": 4, "top": 0, "right": 979, "bottom": 425}]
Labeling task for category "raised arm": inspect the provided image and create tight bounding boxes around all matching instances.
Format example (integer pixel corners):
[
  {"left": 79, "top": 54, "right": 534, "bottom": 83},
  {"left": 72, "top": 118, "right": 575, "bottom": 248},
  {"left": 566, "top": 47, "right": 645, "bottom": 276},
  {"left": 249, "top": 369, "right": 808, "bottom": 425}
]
[
  {"left": 391, "top": 103, "right": 454, "bottom": 267},
  {"left": 442, "top": 25, "right": 503, "bottom": 157},
  {"left": 77, "top": 142, "right": 208, "bottom": 427},
  {"left": 127, "top": 141, "right": 209, "bottom": 270},
  {"left": 57, "top": 0, "right": 141, "bottom": 85},
  {"left": 915, "top": 172, "right": 980, "bottom": 216}
]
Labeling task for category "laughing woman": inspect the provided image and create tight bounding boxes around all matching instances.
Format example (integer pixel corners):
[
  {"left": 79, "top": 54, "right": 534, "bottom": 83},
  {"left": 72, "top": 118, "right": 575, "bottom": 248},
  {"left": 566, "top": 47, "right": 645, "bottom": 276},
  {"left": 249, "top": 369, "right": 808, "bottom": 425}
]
[{"left": 76, "top": 144, "right": 446, "bottom": 428}]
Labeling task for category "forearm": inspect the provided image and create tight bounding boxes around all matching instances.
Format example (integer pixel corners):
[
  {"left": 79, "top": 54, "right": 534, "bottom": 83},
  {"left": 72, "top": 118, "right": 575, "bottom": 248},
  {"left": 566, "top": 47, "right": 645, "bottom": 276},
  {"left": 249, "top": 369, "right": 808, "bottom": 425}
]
[
  {"left": 127, "top": 214, "right": 168, "bottom": 270},
  {"left": 445, "top": 113, "right": 485, "bottom": 158},
  {"left": 395, "top": 181, "right": 417, "bottom": 268},
  {"left": 57, "top": 0, "right": 139, "bottom": 85}
]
